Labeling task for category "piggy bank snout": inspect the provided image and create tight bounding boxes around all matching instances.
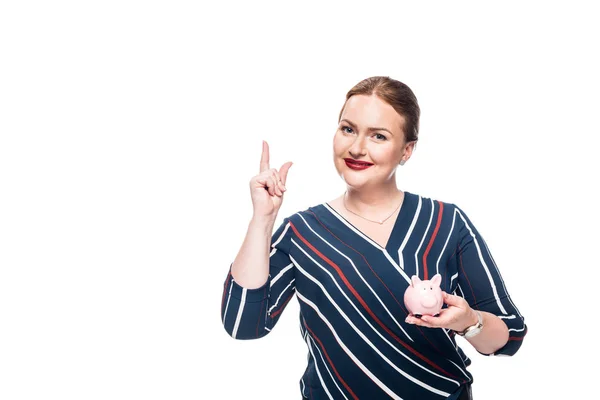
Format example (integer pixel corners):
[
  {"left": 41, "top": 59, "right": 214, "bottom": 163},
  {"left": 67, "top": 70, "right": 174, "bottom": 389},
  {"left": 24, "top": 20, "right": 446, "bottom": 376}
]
[
  {"left": 420, "top": 293, "right": 439, "bottom": 308},
  {"left": 404, "top": 282, "right": 443, "bottom": 316}
]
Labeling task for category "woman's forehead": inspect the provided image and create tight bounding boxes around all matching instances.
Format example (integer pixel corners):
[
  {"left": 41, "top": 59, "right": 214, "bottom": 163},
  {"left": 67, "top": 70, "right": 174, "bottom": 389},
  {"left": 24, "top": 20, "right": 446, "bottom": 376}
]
[{"left": 342, "top": 95, "right": 405, "bottom": 129}]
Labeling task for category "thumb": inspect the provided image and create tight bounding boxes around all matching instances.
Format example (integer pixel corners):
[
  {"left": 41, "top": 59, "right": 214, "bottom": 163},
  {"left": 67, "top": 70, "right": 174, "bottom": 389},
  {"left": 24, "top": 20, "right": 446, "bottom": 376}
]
[{"left": 279, "top": 161, "right": 293, "bottom": 186}]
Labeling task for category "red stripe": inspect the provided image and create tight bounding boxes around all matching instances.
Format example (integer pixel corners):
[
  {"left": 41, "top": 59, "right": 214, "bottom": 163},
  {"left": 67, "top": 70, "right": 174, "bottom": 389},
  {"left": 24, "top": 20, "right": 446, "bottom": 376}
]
[
  {"left": 509, "top": 336, "right": 524, "bottom": 341},
  {"left": 290, "top": 221, "right": 458, "bottom": 379},
  {"left": 306, "top": 211, "right": 444, "bottom": 355},
  {"left": 307, "top": 212, "right": 407, "bottom": 312},
  {"left": 304, "top": 319, "right": 359, "bottom": 400},
  {"left": 422, "top": 201, "right": 444, "bottom": 280}
]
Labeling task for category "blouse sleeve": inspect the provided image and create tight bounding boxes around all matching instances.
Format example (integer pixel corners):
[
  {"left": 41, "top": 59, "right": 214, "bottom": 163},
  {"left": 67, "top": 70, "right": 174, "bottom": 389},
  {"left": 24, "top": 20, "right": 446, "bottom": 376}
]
[
  {"left": 221, "top": 216, "right": 296, "bottom": 340},
  {"left": 448, "top": 205, "right": 528, "bottom": 356}
]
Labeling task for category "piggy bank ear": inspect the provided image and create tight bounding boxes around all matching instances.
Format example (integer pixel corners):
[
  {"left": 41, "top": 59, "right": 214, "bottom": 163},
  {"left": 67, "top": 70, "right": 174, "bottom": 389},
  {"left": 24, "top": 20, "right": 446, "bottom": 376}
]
[
  {"left": 411, "top": 275, "right": 421, "bottom": 287},
  {"left": 430, "top": 274, "right": 442, "bottom": 287}
]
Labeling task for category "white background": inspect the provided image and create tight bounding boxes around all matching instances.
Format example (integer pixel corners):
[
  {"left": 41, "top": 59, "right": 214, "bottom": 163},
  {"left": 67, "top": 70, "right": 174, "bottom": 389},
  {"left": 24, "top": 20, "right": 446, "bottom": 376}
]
[{"left": 1, "top": 1, "right": 598, "bottom": 399}]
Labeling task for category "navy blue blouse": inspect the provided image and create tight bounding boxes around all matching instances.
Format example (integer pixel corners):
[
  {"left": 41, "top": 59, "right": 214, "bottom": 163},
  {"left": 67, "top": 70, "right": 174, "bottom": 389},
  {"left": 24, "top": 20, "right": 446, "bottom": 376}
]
[{"left": 221, "top": 191, "right": 527, "bottom": 399}]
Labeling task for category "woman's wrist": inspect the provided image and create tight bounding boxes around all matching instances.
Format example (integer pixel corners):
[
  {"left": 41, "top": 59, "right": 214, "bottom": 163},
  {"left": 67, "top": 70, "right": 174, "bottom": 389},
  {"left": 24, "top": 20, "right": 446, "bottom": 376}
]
[{"left": 456, "top": 308, "right": 479, "bottom": 333}]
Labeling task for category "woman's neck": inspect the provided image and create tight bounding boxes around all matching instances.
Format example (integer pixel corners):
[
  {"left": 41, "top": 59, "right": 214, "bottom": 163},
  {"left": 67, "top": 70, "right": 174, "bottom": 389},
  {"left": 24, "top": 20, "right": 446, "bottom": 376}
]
[{"left": 344, "top": 186, "right": 403, "bottom": 213}]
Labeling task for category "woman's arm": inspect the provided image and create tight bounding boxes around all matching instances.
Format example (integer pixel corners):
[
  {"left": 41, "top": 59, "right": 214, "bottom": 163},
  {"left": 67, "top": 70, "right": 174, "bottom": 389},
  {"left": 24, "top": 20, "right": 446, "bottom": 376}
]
[
  {"left": 230, "top": 215, "right": 277, "bottom": 289},
  {"left": 406, "top": 292, "right": 509, "bottom": 354},
  {"left": 221, "top": 216, "right": 296, "bottom": 340},
  {"left": 448, "top": 205, "right": 527, "bottom": 356},
  {"left": 406, "top": 205, "right": 527, "bottom": 356},
  {"left": 465, "top": 310, "right": 509, "bottom": 355}
]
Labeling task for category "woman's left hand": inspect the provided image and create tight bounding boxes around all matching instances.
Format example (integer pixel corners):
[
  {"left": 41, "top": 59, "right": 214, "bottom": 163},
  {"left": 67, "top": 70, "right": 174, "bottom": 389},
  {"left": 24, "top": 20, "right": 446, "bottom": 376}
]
[{"left": 405, "top": 291, "right": 478, "bottom": 332}]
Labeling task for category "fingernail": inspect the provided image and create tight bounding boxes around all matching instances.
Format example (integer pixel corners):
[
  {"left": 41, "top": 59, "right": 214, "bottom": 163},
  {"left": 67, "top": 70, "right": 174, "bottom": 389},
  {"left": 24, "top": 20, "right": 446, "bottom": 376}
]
[{"left": 282, "top": 186, "right": 287, "bottom": 191}]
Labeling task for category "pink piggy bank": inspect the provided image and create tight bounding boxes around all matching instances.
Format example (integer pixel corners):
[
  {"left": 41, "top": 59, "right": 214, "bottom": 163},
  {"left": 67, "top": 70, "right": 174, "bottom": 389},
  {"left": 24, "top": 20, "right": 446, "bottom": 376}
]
[{"left": 404, "top": 274, "right": 443, "bottom": 318}]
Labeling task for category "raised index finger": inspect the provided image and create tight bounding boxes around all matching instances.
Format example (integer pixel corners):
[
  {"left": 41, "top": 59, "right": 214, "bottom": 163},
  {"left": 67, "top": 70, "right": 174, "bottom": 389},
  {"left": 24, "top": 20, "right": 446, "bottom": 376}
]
[{"left": 260, "top": 140, "right": 270, "bottom": 173}]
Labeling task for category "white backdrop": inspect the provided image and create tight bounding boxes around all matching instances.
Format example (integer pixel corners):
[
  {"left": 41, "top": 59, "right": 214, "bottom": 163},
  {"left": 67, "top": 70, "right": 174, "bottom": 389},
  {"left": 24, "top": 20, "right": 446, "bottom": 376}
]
[{"left": 1, "top": 1, "right": 598, "bottom": 399}]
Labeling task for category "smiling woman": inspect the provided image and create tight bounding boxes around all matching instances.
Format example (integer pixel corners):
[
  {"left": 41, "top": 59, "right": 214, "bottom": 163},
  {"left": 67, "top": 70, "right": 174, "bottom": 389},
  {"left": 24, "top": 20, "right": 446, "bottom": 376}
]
[{"left": 221, "top": 76, "right": 527, "bottom": 400}]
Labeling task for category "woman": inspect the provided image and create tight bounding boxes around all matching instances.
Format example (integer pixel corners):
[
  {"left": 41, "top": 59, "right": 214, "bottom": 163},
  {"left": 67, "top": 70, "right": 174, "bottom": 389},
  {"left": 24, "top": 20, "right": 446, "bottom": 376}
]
[{"left": 221, "top": 76, "right": 527, "bottom": 399}]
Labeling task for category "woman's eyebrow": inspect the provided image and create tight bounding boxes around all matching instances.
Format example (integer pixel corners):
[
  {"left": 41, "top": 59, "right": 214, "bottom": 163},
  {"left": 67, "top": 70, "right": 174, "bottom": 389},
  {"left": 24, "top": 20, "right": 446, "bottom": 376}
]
[{"left": 340, "top": 119, "right": 394, "bottom": 136}]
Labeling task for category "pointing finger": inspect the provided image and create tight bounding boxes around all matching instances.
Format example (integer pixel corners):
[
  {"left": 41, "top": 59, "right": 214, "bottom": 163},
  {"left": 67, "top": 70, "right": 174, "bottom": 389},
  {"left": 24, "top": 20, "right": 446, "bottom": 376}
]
[{"left": 260, "top": 140, "right": 270, "bottom": 173}]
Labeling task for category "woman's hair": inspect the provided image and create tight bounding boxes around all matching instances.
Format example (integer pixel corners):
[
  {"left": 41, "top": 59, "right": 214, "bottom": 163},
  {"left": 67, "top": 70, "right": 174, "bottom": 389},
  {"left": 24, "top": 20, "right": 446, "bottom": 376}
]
[{"left": 338, "top": 76, "right": 420, "bottom": 143}]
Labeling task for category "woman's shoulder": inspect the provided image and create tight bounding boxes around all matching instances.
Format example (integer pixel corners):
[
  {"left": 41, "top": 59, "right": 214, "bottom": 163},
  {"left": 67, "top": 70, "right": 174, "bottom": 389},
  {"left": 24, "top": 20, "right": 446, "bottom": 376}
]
[
  {"left": 408, "top": 191, "right": 464, "bottom": 215},
  {"left": 277, "top": 197, "right": 339, "bottom": 228},
  {"left": 409, "top": 190, "right": 447, "bottom": 203},
  {"left": 278, "top": 204, "right": 320, "bottom": 223}
]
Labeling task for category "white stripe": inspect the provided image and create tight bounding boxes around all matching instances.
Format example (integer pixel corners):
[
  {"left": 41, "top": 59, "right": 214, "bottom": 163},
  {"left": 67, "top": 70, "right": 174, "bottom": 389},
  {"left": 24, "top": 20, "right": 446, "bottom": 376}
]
[
  {"left": 382, "top": 250, "right": 411, "bottom": 284},
  {"left": 270, "top": 262, "right": 294, "bottom": 286},
  {"left": 443, "top": 327, "right": 459, "bottom": 351},
  {"left": 222, "top": 279, "right": 234, "bottom": 323},
  {"left": 414, "top": 198, "right": 435, "bottom": 277},
  {"left": 436, "top": 210, "right": 458, "bottom": 276},
  {"left": 293, "top": 257, "right": 459, "bottom": 394},
  {"left": 271, "top": 221, "right": 291, "bottom": 248},
  {"left": 301, "top": 378, "right": 306, "bottom": 397},
  {"left": 268, "top": 279, "right": 296, "bottom": 314},
  {"left": 447, "top": 359, "right": 470, "bottom": 380},
  {"left": 323, "top": 203, "right": 384, "bottom": 250},
  {"left": 231, "top": 288, "right": 247, "bottom": 338},
  {"left": 297, "top": 291, "right": 403, "bottom": 399},
  {"left": 456, "top": 284, "right": 465, "bottom": 298},
  {"left": 455, "top": 208, "right": 508, "bottom": 314},
  {"left": 481, "top": 238, "right": 523, "bottom": 319},
  {"left": 296, "top": 213, "right": 413, "bottom": 341},
  {"left": 498, "top": 315, "right": 516, "bottom": 320},
  {"left": 291, "top": 240, "right": 414, "bottom": 345},
  {"left": 297, "top": 290, "right": 453, "bottom": 398},
  {"left": 444, "top": 328, "right": 457, "bottom": 349},
  {"left": 306, "top": 335, "right": 338, "bottom": 400},
  {"left": 508, "top": 327, "right": 526, "bottom": 333},
  {"left": 322, "top": 202, "right": 411, "bottom": 284},
  {"left": 441, "top": 327, "right": 470, "bottom": 379},
  {"left": 441, "top": 328, "right": 469, "bottom": 378},
  {"left": 450, "top": 272, "right": 458, "bottom": 288},
  {"left": 398, "top": 195, "right": 422, "bottom": 271}
]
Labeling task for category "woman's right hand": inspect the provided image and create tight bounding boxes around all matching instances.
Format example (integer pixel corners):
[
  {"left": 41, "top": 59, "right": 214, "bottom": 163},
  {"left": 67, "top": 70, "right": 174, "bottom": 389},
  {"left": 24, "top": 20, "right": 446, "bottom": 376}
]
[{"left": 250, "top": 140, "right": 293, "bottom": 219}]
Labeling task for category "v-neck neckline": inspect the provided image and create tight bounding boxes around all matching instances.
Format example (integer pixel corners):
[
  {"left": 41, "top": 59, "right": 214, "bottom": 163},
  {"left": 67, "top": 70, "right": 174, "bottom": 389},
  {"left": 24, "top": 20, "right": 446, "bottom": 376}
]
[{"left": 322, "top": 191, "right": 412, "bottom": 253}]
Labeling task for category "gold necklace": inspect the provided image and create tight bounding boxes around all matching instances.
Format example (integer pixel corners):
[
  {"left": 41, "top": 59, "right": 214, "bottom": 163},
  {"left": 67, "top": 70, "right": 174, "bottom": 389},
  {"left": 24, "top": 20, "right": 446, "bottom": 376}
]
[{"left": 342, "top": 191, "right": 404, "bottom": 225}]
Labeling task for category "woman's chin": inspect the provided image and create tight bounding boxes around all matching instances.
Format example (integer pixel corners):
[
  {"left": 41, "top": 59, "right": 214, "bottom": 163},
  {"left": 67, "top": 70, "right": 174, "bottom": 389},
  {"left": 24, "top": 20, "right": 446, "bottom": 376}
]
[{"left": 341, "top": 173, "right": 374, "bottom": 187}]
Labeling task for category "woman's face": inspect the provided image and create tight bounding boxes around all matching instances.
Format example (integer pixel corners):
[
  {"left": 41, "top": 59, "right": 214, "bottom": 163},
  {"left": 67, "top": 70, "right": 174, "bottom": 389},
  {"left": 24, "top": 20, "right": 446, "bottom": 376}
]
[{"left": 333, "top": 94, "right": 414, "bottom": 188}]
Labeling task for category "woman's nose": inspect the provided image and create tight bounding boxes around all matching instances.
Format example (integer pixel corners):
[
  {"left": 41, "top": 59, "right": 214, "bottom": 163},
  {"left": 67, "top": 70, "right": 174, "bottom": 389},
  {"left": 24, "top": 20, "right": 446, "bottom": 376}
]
[{"left": 349, "top": 137, "right": 366, "bottom": 157}]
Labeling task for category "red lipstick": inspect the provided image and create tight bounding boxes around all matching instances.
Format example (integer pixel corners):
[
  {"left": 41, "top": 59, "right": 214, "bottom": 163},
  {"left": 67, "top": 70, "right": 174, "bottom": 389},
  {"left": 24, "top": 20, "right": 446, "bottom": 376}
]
[{"left": 344, "top": 158, "right": 374, "bottom": 170}]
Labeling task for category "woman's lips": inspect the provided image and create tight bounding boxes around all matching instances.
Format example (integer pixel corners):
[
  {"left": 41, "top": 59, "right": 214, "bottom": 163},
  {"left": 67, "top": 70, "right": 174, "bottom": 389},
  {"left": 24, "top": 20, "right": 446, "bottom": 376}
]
[{"left": 344, "top": 160, "right": 373, "bottom": 170}]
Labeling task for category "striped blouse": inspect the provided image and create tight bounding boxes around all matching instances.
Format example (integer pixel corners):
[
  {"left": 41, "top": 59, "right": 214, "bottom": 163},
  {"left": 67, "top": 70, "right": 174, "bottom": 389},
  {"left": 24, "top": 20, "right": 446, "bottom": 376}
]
[{"left": 221, "top": 191, "right": 527, "bottom": 399}]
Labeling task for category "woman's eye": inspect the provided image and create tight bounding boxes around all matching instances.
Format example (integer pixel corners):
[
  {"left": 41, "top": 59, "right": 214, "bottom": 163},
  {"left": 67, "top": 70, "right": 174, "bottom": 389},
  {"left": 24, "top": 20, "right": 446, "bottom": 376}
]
[{"left": 341, "top": 127, "right": 386, "bottom": 141}]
